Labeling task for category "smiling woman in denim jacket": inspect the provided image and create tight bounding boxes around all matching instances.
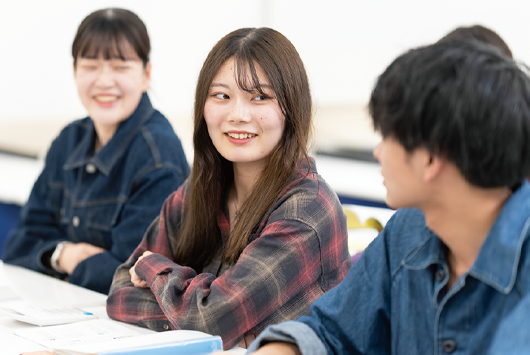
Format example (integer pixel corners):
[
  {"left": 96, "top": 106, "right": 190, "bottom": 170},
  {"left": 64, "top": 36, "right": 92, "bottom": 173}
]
[{"left": 2, "top": 8, "right": 189, "bottom": 294}]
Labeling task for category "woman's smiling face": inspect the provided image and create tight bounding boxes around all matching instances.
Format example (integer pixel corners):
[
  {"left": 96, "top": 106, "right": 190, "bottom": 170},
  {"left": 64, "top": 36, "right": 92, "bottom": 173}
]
[
  {"left": 204, "top": 58, "right": 285, "bottom": 169},
  {"left": 74, "top": 47, "right": 151, "bottom": 141}
]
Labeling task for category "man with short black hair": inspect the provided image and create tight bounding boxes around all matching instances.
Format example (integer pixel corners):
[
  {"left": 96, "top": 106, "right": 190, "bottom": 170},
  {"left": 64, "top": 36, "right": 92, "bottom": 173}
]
[
  {"left": 439, "top": 24, "right": 512, "bottom": 58},
  {"left": 247, "top": 39, "right": 530, "bottom": 354}
]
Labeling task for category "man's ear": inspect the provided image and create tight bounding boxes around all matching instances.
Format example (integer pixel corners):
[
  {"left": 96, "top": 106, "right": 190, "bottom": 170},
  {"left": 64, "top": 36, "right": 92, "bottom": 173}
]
[{"left": 423, "top": 153, "right": 444, "bottom": 182}]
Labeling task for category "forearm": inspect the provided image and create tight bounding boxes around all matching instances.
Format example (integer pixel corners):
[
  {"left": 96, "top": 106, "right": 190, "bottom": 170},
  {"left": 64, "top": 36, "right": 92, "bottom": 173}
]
[
  {"left": 247, "top": 322, "right": 326, "bottom": 355},
  {"left": 3, "top": 232, "right": 64, "bottom": 275},
  {"left": 107, "top": 269, "right": 170, "bottom": 331},
  {"left": 69, "top": 251, "right": 122, "bottom": 294},
  {"left": 251, "top": 342, "right": 301, "bottom": 355}
]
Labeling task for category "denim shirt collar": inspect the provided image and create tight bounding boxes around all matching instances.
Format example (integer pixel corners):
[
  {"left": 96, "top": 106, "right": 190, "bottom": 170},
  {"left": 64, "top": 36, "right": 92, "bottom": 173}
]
[
  {"left": 403, "top": 181, "right": 530, "bottom": 294},
  {"left": 63, "top": 93, "right": 155, "bottom": 176}
]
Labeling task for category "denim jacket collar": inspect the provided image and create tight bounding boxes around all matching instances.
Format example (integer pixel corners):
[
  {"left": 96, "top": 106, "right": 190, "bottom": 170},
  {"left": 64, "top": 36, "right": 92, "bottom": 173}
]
[
  {"left": 403, "top": 181, "right": 530, "bottom": 294},
  {"left": 403, "top": 228, "right": 446, "bottom": 270},
  {"left": 470, "top": 181, "right": 530, "bottom": 293},
  {"left": 63, "top": 93, "right": 155, "bottom": 176}
]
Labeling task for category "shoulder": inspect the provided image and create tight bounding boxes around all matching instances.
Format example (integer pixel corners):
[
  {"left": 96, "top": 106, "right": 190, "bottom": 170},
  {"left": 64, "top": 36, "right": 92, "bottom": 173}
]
[
  {"left": 269, "top": 168, "right": 343, "bottom": 231},
  {"left": 375, "top": 208, "right": 433, "bottom": 271},
  {"left": 49, "top": 117, "right": 90, "bottom": 149},
  {"left": 124, "top": 110, "right": 189, "bottom": 174},
  {"left": 517, "top": 232, "right": 530, "bottom": 294},
  {"left": 44, "top": 117, "right": 91, "bottom": 163},
  {"left": 160, "top": 181, "right": 189, "bottom": 223},
  {"left": 140, "top": 110, "right": 185, "bottom": 152}
]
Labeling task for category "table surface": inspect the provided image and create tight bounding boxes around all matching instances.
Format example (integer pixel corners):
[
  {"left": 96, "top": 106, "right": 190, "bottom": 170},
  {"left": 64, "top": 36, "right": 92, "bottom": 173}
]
[{"left": 0, "top": 261, "right": 245, "bottom": 354}]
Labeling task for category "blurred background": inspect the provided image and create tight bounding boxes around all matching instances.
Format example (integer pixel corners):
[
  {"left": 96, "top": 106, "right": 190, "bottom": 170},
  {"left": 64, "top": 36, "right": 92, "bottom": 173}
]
[
  {"left": 1, "top": 0, "right": 529, "bottom": 159},
  {"left": 1, "top": 0, "right": 529, "bottom": 255}
]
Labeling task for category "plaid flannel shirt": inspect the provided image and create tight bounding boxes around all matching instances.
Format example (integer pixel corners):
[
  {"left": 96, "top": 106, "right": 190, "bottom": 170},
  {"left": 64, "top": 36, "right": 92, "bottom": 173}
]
[{"left": 107, "top": 159, "right": 351, "bottom": 349}]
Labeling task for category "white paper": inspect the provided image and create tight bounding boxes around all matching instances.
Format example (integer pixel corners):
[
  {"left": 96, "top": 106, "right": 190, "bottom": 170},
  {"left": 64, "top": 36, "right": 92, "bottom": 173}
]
[
  {"left": 0, "top": 301, "right": 98, "bottom": 326},
  {"left": 0, "top": 332, "right": 47, "bottom": 355},
  {"left": 14, "top": 319, "right": 141, "bottom": 349}
]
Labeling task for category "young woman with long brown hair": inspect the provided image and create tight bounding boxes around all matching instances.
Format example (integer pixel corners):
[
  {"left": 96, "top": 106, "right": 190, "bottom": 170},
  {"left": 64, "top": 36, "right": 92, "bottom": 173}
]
[{"left": 107, "top": 27, "right": 351, "bottom": 350}]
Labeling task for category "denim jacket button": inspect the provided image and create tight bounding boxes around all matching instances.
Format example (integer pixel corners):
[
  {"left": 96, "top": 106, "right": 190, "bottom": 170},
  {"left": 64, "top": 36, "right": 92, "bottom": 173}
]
[
  {"left": 163, "top": 324, "right": 170, "bottom": 330},
  {"left": 435, "top": 269, "right": 445, "bottom": 282},
  {"left": 442, "top": 339, "right": 456, "bottom": 353},
  {"left": 72, "top": 216, "right": 80, "bottom": 227},
  {"left": 86, "top": 163, "right": 96, "bottom": 174}
]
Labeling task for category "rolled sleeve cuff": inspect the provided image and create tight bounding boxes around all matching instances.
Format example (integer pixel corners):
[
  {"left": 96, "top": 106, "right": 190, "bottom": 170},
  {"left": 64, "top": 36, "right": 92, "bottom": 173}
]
[
  {"left": 247, "top": 321, "right": 327, "bottom": 355},
  {"left": 135, "top": 253, "right": 183, "bottom": 285}
]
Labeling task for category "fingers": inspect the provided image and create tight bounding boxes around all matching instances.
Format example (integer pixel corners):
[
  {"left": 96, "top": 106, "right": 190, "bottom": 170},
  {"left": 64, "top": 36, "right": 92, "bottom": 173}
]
[
  {"left": 237, "top": 334, "right": 257, "bottom": 349},
  {"left": 78, "top": 242, "right": 105, "bottom": 256},
  {"left": 129, "top": 264, "right": 149, "bottom": 288},
  {"left": 138, "top": 250, "right": 154, "bottom": 261}
]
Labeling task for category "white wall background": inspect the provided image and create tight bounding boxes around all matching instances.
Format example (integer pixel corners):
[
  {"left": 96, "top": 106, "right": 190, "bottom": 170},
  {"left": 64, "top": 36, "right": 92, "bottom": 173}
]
[{"left": 1, "top": 0, "right": 529, "bottom": 153}]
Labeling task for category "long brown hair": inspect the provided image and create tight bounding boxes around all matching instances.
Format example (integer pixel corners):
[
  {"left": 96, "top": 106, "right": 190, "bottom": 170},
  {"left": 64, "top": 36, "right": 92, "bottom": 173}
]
[{"left": 173, "top": 27, "right": 313, "bottom": 271}]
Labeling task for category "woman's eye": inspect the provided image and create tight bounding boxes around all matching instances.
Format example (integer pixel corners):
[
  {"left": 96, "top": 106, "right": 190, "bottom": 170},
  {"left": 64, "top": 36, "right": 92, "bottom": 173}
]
[
  {"left": 215, "top": 93, "right": 229, "bottom": 99},
  {"left": 253, "top": 95, "right": 267, "bottom": 101},
  {"left": 116, "top": 66, "right": 129, "bottom": 70},
  {"left": 83, "top": 66, "right": 97, "bottom": 70}
]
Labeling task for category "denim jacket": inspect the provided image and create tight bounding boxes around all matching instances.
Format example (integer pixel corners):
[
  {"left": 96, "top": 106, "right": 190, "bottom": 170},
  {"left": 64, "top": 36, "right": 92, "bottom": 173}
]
[
  {"left": 2, "top": 93, "right": 190, "bottom": 294},
  {"left": 248, "top": 181, "right": 530, "bottom": 355}
]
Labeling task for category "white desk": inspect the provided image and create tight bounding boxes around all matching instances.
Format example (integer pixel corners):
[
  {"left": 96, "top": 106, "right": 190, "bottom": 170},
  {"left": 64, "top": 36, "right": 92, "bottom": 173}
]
[{"left": 0, "top": 261, "right": 245, "bottom": 354}]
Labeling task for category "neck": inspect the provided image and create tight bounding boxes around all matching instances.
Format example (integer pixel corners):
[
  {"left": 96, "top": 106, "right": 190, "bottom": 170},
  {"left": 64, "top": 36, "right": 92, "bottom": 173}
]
[
  {"left": 422, "top": 180, "right": 511, "bottom": 283},
  {"left": 93, "top": 122, "right": 119, "bottom": 152},
  {"left": 232, "top": 161, "right": 264, "bottom": 204}
]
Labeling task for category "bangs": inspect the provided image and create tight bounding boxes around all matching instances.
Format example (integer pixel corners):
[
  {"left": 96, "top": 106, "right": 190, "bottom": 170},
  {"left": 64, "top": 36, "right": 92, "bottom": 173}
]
[
  {"left": 233, "top": 54, "right": 269, "bottom": 97},
  {"left": 72, "top": 9, "right": 150, "bottom": 66},
  {"left": 77, "top": 30, "right": 137, "bottom": 62}
]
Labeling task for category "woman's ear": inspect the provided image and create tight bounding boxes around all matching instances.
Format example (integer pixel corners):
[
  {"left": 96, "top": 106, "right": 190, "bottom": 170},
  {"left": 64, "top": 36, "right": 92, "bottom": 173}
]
[{"left": 142, "top": 62, "right": 152, "bottom": 92}]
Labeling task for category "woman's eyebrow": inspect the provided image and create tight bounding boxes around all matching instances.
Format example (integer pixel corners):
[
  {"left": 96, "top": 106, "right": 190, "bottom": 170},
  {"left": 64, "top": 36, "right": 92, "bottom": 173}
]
[
  {"left": 210, "top": 83, "right": 229, "bottom": 89},
  {"left": 209, "top": 82, "right": 273, "bottom": 91}
]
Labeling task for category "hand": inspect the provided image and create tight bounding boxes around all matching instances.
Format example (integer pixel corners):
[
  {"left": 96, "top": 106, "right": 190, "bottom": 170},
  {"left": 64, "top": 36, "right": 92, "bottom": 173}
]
[
  {"left": 129, "top": 250, "right": 154, "bottom": 288},
  {"left": 251, "top": 342, "right": 301, "bottom": 355},
  {"left": 58, "top": 242, "right": 105, "bottom": 275},
  {"left": 237, "top": 334, "right": 257, "bottom": 349}
]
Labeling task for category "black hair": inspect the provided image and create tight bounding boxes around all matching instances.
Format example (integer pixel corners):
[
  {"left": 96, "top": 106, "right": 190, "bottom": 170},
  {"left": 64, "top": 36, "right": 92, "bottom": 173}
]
[
  {"left": 369, "top": 39, "right": 530, "bottom": 188},
  {"left": 72, "top": 8, "right": 150, "bottom": 67},
  {"left": 439, "top": 25, "right": 512, "bottom": 59}
]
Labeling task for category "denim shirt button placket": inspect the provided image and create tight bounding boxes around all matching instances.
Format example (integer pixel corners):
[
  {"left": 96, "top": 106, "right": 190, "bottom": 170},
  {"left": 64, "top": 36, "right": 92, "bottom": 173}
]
[
  {"left": 86, "top": 163, "right": 96, "bottom": 174},
  {"left": 442, "top": 339, "right": 456, "bottom": 353},
  {"left": 435, "top": 269, "right": 445, "bottom": 282}
]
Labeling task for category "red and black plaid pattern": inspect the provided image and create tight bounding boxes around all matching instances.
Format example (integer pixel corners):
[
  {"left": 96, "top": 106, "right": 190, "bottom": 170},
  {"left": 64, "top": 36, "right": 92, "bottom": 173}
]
[{"left": 107, "top": 160, "right": 351, "bottom": 349}]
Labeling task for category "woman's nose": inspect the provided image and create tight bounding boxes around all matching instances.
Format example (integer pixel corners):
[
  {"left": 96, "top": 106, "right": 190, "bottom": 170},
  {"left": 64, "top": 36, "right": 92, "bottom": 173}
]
[
  {"left": 228, "top": 101, "right": 252, "bottom": 123},
  {"left": 95, "top": 65, "right": 115, "bottom": 87}
]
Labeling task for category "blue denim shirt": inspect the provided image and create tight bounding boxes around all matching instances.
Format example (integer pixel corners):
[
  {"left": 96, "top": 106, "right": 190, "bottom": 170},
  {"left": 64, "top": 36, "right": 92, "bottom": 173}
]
[
  {"left": 2, "top": 93, "right": 190, "bottom": 294},
  {"left": 487, "top": 294, "right": 530, "bottom": 354},
  {"left": 248, "top": 181, "right": 530, "bottom": 355}
]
